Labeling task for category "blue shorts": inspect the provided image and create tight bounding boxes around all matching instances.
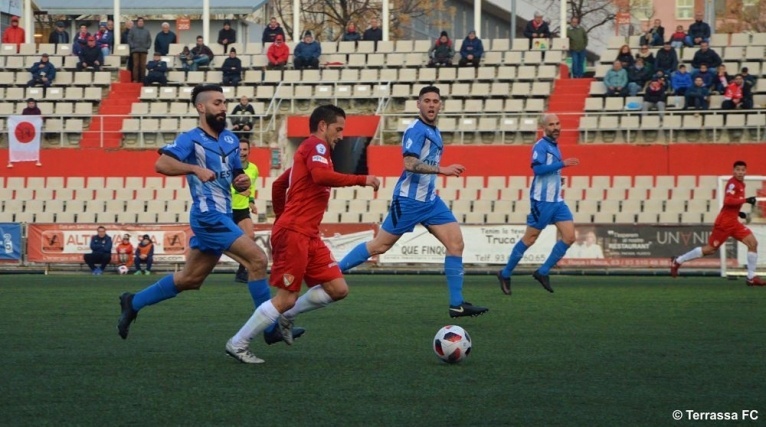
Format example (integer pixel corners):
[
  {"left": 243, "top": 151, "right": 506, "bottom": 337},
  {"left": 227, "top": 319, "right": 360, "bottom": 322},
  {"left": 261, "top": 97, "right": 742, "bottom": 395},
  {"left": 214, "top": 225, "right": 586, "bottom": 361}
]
[
  {"left": 381, "top": 196, "right": 457, "bottom": 236},
  {"left": 527, "top": 200, "right": 573, "bottom": 230},
  {"left": 189, "top": 210, "right": 244, "bottom": 256}
]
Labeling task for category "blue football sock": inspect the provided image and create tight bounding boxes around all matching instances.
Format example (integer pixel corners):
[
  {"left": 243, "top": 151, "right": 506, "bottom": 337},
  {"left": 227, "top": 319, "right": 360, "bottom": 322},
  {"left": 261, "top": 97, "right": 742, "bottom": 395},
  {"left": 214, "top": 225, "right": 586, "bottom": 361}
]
[
  {"left": 247, "top": 279, "right": 276, "bottom": 333},
  {"left": 131, "top": 274, "right": 179, "bottom": 312},
  {"left": 501, "top": 240, "right": 529, "bottom": 278},
  {"left": 338, "top": 243, "right": 370, "bottom": 272},
  {"left": 538, "top": 240, "right": 571, "bottom": 275},
  {"left": 444, "top": 255, "right": 464, "bottom": 307}
]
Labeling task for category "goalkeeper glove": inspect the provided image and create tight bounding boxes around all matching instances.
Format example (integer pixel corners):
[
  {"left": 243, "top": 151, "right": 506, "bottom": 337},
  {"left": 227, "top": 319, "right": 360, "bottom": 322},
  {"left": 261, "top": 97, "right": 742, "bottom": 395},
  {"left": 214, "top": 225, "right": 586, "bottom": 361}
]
[
  {"left": 739, "top": 212, "right": 747, "bottom": 219},
  {"left": 745, "top": 196, "right": 757, "bottom": 205}
]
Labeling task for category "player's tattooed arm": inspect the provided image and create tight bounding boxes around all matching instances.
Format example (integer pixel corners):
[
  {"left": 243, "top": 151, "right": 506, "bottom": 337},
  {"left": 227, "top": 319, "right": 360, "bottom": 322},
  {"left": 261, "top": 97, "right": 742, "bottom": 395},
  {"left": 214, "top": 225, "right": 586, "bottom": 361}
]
[{"left": 403, "top": 155, "right": 440, "bottom": 174}]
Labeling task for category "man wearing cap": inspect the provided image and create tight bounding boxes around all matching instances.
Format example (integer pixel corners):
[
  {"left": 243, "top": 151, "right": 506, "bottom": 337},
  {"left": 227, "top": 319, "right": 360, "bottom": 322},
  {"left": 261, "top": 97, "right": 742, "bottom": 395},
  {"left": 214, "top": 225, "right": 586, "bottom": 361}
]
[
  {"left": 154, "top": 22, "right": 176, "bottom": 56},
  {"left": 144, "top": 52, "right": 168, "bottom": 85},
  {"left": 95, "top": 23, "right": 113, "bottom": 59},
  {"left": 134, "top": 234, "right": 154, "bottom": 275},
  {"left": 77, "top": 35, "right": 104, "bottom": 71},
  {"left": 221, "top": 48, "right": 242, "bottom": 86},
  {"left": 267, "top": 34, "right": 289, "bottom": 69},
  {"left": 458, "top": 30, "right": 483, "bottom": 68},
  {"left": 49, "top": 21, "right": 70, "bottom": 45},
  {"left": 27, "top": 54, "right": 56, "bottom": 87},
  {"left": 22, "top": 98, "right": 41, "bottom": 115},
  {"left": 2, "top": 16, "right": 25, "bottom": 53},
  {"left": 293, "top": 31, "right": 321, "bottom": 69},
  {"left": 524, "top": 12, "right": 551, "bottom": 50},
  {"left": 128, "top": 17, "right": 152, "bottom": 83},
  {"left": 218, "top": 20, "right": 237, "bottom": 53}
]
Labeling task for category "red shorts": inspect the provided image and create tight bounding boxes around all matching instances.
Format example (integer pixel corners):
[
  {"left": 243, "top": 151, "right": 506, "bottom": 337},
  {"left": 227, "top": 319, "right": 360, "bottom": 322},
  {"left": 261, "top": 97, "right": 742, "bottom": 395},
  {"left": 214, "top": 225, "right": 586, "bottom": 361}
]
[
  {"left": 269, "top": 227, "right": 343, "bottom": 292},
  {"left": 708, "top": 221, "right": 752, "bottom": 249}
]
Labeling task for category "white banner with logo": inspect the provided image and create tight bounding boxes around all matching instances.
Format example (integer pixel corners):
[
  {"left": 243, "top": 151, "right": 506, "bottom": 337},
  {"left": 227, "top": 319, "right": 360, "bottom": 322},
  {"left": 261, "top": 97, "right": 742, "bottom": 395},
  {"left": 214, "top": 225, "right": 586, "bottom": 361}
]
[
  {"left": 8, "top": 115, "right": 42, "bottom": 163},
  {"left": 378, "top": 225, "right": 558, "bottom": 265}
]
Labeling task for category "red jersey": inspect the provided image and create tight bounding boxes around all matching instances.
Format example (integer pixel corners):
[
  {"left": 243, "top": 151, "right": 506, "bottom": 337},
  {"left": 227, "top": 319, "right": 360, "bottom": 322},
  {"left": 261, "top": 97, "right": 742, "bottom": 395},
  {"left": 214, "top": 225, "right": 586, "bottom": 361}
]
[
  {"left": 716, "top": 177, "right": 746, "bottom": 225},
  {"left": 273, "top": 135, "right": 366, "bottom": 236}
]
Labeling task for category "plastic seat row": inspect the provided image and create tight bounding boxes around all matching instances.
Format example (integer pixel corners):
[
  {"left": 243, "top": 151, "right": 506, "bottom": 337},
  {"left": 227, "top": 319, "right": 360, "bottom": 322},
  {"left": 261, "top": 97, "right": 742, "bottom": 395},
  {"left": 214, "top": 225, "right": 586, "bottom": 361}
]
[{"left": 0, "top": 71, "right": 112, "bottom": 87}]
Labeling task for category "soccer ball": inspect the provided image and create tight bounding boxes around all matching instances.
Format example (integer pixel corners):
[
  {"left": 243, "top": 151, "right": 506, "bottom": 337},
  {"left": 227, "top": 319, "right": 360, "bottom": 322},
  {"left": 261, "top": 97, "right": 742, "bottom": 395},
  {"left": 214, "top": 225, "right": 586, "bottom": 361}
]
[
  {"left": 433, "top": 325, "right": 472, "bottom": 363},
  {"left": 117, "top": 265, "right": 129, "bottom": 275}
]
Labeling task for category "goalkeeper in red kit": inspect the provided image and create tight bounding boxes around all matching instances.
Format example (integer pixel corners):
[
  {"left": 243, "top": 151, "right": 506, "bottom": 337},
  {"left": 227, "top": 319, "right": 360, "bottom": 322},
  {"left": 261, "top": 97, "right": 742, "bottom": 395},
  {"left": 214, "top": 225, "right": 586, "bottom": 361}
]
[
  {"left": 671, "top": 160, "right": 763, "bottom": 286},
  {"left": 225, "top": 105, "right": 381, "bottom": 363}
]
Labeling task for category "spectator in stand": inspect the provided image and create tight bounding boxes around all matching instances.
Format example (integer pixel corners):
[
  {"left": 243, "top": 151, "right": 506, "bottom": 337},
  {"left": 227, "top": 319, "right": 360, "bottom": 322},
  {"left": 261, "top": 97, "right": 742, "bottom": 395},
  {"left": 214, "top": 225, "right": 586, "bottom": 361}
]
[
  {"left": 668, "top": 25, "right": 686, "bottom": 50},
  {"left": 671, "top": 64, "right": 692, "bottom": 96},
  {"left": 713, "top": 64, "right": 732, "bottom": 94},
  {"left": 642, "top": 77, "right": 667, "bottom": 119},
  {"left": 84, "top": 226, "right": 112, "bottom": 275},
  {"left": 262, "top": 17, "right": 285, "bottom": 44},
  {"left": 363, "top": 18, "right": 383, "bottom": 44},
  {"left": 684, "top": 76, "right": 710, "bottom": 112},
  {"left": 179, "top": 46, "right": 193, "bottom": 72},
  {"left": 567, "top": 17, "right": 588, "bottom": 78},
  {"left": 634, "top": 45, "right": 655, "bottom": 73},
  {"left": 458, "top": 30, "right": 483, "bottom": 68},
  {"left": 95, "top": 23, "right": 113, "bottom": 59},
  {"left": 2, "top": 16, "right": 24, "bottom": 53},
  {"left": 740, "top": 67, "right": 757, "bottom": 106},
  {"left": 342, "top": 22, "right": 361, "bottom": 44},
  {"left": 641, "top": 19, "right": 664, "bottom": 47},
  {"left": 692, "top": 63, "right": 715, "bottom": 91},
  {"left": 27, "top": 54, "right": 56, "bottom": 88},
  {"left": 154, "top": 22, "right": 176, "bottom": 56},
  {"left": 116, "top": 234, "right": 135, "bottom": 273},
  {"left": 230, "top": 96, "right": 255, "bottom": 136},
  {"left": 685, "top": 12, "right": 711, "bottom": 47},
  {"left": 128, "top": 17, "right": 151, "bottom": 83},
  {"left": 134, "top": 234, "right": 154, "bottom": 275},
  {"left": 615, "top": 45, "right": 634, "bottom": 69},
  {"left": 428, "top": 31, "right": 454, "bottom": 67},
  {"left": 221, "top": 48, "right": 242, "bottom": 86},
  {"left": 122, "top": 20, "right": 134, "bottom": 73},
  {"left": 77, "top": 36, "right": 103, "bottom": 71},
  {"left": 189, "top": 35, "right": 215, "bottom": 71},
  {"left": 524, "top": 11, "right": 550, "bottom": 50},
  {"left": 218, "top": 20, "right": 236, "bottom": 53},
  {"left": 267, "top": 34, "right": 289, "bottom": 69},
  {"left": 604, "top": 60, "right": 628, "bottom": 96},
  {"left": 653, "top": 69, "right": 668, "bottom": 89},
  {"left": 72, "top": 24, "right": 90, "bottom": 57},
  {"left": 49, "top": 21, "right": 70, "bottom": 45},
  {"left": 691, "top": 41, "right": 721, "bottom": 73},
  {"left": 654, "top": 41, "right": 678, "bottom": 76},
  {"left": 293, "top": 31, "right": 321, "bottom": 69},
  {"left": 22, "top": 98, "right": 41, "bottom": 115},
  {"left": 722, "top": 74, "right": 751, "bottom": 110},
  {"left": 107, "top": 19, "right": 116, "bottom": 52},
  {"left": 627, "top": 57, "right": 651, "bottom": 96},
  {"left": 144, "top": 52, "right": 168, "bottom": 85}
]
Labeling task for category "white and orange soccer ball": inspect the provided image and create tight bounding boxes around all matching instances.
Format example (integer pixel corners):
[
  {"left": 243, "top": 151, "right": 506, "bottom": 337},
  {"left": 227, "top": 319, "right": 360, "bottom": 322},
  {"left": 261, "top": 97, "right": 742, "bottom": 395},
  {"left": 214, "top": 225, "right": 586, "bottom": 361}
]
[
  {"left": 117, "top": 265, "right": 129, "bottom": 275},
  {"left": 433, "top": 325, "right": 472, "bottom": 364}
]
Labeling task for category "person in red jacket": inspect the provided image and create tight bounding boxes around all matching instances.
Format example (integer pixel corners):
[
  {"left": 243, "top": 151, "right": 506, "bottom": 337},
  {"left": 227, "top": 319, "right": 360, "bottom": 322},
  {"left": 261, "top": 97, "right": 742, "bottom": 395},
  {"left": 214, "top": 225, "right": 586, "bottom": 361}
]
[
  {"left": 2, "top": 16, "right": 25, "bottom": 53},
  {"left": 722, "top": 74, "right": 752, "bottom": 110},
  {"left": 115, "top": 234, "right": 135, "bottom": 270},
  {"left": 267, "top": 34, "right": 289, "bottom": 70}
]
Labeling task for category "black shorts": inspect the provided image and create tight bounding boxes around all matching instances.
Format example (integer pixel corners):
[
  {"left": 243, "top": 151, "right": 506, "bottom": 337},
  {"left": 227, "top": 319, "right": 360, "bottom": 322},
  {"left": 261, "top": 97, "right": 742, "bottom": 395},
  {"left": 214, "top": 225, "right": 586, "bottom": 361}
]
[{"left": 232, "top": 208, "right": 252, "bottom": 224}]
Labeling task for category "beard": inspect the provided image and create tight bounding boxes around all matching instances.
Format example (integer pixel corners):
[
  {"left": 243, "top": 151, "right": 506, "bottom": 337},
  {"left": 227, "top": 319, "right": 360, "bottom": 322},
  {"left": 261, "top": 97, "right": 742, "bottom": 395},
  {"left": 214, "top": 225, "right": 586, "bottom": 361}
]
[{"left": 205, "top": 112, "right": 227, "bottom": 133}]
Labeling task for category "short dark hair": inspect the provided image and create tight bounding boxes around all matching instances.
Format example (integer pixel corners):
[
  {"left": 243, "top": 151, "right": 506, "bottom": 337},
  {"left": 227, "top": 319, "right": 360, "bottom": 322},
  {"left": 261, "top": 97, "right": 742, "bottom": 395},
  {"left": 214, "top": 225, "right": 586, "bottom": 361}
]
[
  {"left": 419, "top": 85, "right": 440, "bottom": 99},
  {"left": 239, "top": 139, "right": 250, "bottom": 145},
  {"left": 191, "top": 84, "right": 223, "bottom": 104},
  {"left": 196, "top": 35, "right": 203, "bottom": 40},
  {"left": 734, "top": 160, "right": 747, "bottom": 168},
  {"left": 97, "top": 226, "right": 106, "bottom": 231},
  {"left": 309, "top": 105, "right": 346, "bottom": 133}
]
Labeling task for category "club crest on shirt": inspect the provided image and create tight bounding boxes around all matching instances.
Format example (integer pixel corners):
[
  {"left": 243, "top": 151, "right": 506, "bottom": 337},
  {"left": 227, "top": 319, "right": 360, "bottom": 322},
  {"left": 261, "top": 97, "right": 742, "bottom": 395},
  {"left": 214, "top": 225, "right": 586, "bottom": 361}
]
[
  {"left": 283, "top": 274, "right": 294, "bottom": 286},
  {"left": 223, "top": 134, "right": 236, "bottom": 144},
  {"left": 405, "top": 138, "right": 413, "bottom": 150},
  {"left": 316, "top": 143, "right": 327, "bottom": 155}
]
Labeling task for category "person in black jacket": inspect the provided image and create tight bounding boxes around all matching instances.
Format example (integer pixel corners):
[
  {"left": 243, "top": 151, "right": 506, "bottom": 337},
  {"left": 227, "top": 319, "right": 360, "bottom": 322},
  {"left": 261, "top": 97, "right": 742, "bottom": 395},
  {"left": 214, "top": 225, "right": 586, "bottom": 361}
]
[
  {"left": 221, "top": 48, "right": 242, "bottom": 86},
  {"left": 523, "top": 12, "right": 550, "bottom": 49},
  {"left": 84, "top": 226, "right": 113, "bottom": 275},
  {"left": 218, "top": 20, "right": 236, "bottom": 53},
  {"left": 48, "top": 21, "right": 70, "bottom": 45},
  {"left": 230, "top": 96, "right": 255, "bottom": 136},
  {"left": 685, "top": 12, "right": 711, "bottom": 47},
  {"left": 154, "top": 22, "right": 176, "bottom": 56},
  {"left": 363, "top": 18, "right": 383, "bottom": 46},
  {"left": 144, "top": 52, "right": 168, "bottom": 85},
  {"left": 77, "top": 36, "right": 103, "bottom": 71},
  {"left": 262, "top": 17, "right": 285, "bottom": 44}
]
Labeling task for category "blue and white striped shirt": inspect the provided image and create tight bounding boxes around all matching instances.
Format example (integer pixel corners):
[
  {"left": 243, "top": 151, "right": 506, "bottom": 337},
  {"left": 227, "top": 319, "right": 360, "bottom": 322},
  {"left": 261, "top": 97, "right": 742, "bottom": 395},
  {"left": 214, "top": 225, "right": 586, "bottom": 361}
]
[
  {"left": 393, "top": 119, "right": 443, "bottom": 203},
  {"left": 529, "top": 136, "right": 565, "bottom": 202},
  {"left": 160, "top": 127, "right": 243, "bottom": 215}
]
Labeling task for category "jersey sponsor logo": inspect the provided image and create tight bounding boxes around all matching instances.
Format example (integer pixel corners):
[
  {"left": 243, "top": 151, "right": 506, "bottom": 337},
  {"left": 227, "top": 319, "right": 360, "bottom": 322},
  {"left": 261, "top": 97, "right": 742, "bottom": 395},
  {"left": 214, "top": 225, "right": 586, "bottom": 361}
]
[
  {"left": 283, "top": 273, "right": 294, "bottom": 286},
  {"left": 312, "top": 155, "right": 328, "bottom": 164},
  {"left": 316, "top": 143, "right": 327, "bottom": 155},
  {"left": 223, "top": 135, "right": 236, "bottom": 144},
  {"left": 405, "top": 138, "right": 413, "bottom": 150}
]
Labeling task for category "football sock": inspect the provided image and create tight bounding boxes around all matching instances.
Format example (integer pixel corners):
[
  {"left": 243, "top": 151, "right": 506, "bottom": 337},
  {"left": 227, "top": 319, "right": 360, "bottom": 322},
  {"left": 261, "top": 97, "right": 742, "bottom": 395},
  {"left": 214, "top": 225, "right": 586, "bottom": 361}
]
[
  {"left": 247, "top": 279, "right": 277, "bottom": 334},
  {"left": 501, "top": 240, "right": 529, "bottom": 278},
  {"left": 445, "top": 255, "right": 464, "bottom": 306},
  {"left": 283, "top": 286, "right": 333, "bottom": 320},
  {"left": 131, "top": 274, "right": 179, "bottom": 312},
  {"left": 747, "top": 252, "right": 757, "bottom": 280},
  {"left": 338, "top": 243, "right": 370, "bottom": 272},
  {"left": 538, "top": 240, "right": 571, "bottom": 275},
  {"left": 676, "top": 247, "right": 703, "bottom": 264},
  {"left": 231, "top": 300, "right": 279, "bottom": 347}
]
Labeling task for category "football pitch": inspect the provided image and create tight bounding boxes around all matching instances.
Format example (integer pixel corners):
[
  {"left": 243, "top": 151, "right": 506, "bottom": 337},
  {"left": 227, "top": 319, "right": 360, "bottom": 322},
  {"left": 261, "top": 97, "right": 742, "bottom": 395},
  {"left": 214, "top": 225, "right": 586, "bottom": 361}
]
[{"left": 1, "top": 274, "right": 765, "bottom": 426}]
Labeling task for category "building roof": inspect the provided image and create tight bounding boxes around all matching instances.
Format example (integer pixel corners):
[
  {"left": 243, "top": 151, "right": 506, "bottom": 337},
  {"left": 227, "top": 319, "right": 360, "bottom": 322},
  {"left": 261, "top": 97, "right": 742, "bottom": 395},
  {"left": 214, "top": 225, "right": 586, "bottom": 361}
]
[{"left": 33, "top": 0, "right": 265, "bottom": 15}]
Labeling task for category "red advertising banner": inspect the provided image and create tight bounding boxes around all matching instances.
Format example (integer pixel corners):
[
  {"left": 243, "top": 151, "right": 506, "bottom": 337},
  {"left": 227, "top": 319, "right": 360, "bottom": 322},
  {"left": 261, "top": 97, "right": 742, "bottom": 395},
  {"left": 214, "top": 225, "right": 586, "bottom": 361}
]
[{"left": 27, "top": 224, "right": 192, "bottom": 263}]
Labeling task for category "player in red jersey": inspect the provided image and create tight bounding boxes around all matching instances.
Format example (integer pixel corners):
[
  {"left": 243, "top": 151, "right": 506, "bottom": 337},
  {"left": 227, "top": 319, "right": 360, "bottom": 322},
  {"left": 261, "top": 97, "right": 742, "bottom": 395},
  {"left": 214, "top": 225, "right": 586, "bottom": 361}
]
[
  {"left": 225, "top": 105, "right": 380, "bottom": 363},
  {"left": 671, "top": 160, "right": 763, "bottom": 286}
]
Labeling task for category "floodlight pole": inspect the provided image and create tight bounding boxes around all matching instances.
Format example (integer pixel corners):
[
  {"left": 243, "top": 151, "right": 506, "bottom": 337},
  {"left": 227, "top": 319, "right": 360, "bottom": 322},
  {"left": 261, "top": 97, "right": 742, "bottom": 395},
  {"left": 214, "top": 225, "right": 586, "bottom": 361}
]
[
  {"left": 382, "top": 0, "right": 390, "bottom": 41},
  {"left": 474, "top": 0, "right": 481, "bottom": 37},
  {"left": 293, "top": 0, "right": 300, "bottom": 41},
  {"left": 510, "top": 0, "right": 516, "bottom": 39},
  {"left": 203, "top": 0, "right": 210, "bottom": 45},
  {"left": 24, "top": 0, "right": 32, "bottom": 43},
  {"left": 114, "top": 0, "right": 121, "bottom": 45},
  {"left": 560, "top": 0, "right": 567, "bottom": 39}
]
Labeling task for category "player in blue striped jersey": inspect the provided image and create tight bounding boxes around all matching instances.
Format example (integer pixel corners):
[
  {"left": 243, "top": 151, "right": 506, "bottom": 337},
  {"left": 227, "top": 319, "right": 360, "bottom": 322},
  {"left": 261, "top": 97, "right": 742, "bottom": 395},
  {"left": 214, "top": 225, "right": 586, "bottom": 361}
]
[
  {"left": 339, "top": 85, "right": 488, "bottom": 318},
  {"left": 497, "top": 113, "right": 579, "bottom": 294}
]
